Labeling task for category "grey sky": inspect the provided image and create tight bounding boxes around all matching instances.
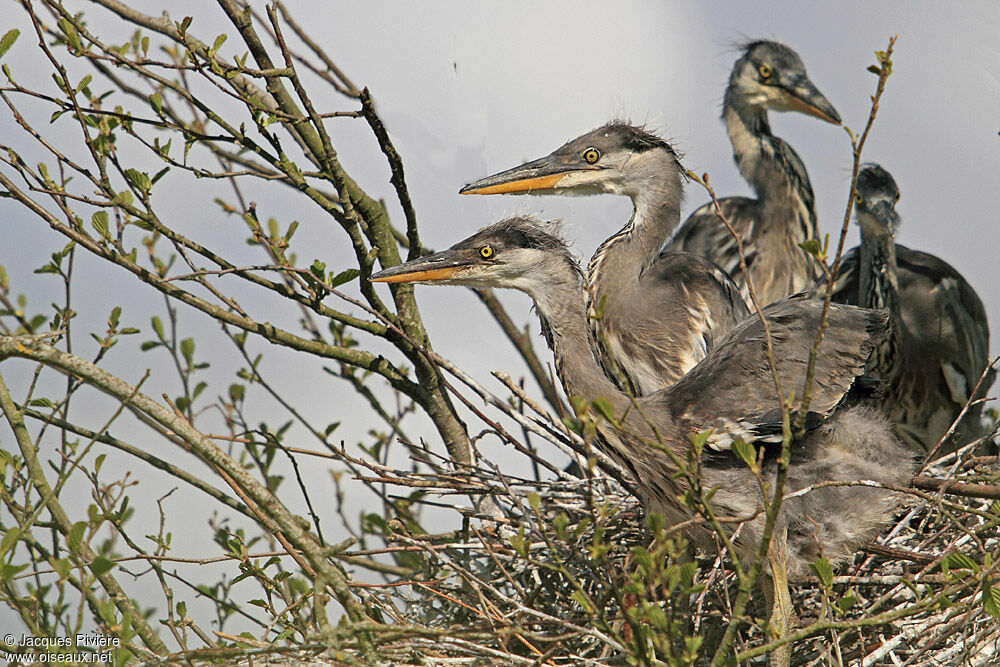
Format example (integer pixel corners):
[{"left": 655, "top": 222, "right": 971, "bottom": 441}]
[{"left": 0, "top": 0, "right": 997, "bottom": 638}]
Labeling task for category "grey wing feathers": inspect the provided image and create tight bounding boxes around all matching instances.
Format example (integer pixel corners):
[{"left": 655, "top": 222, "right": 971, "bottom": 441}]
[
  {"left": 602, "top": 252, "right": 751, "bottom": 393},
  {"left": 668, "top": 197, "right": 758, "bottom": 281},
  {"left": 662, "top": 296, "right": 887, "bottom": 450},
  {"left": 896, "top": 246, "right": 994, "bottom": 404}
]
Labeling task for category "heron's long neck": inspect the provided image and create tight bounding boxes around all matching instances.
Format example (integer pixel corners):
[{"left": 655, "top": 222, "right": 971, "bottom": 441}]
[
  {"left": 529, "top": 266, "right": 683, "bottom": 514},
  {"left": 587, "top": 164, "right": 682, "bottom": 300},
  {"left": 529, "top": 277, "right": 631, "bottom": 416},
  {"left": 858, "top": 230, "right": 901, "bottom": 368},
  {"left": 723, "top": 89, "right": 818, "bottom": 235},
  {"left": 857, "top": 231, "right": 899, "bottom": 313}
]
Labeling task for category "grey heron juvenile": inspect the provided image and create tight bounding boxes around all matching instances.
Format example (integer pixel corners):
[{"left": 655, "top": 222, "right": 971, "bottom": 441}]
[
  {"left": 372, "top": 216, "right": 913, "bottom": 664},
  {"left": 668, "top": 41, "right": 841, "bottom": 305},
  {"left": 824, "top": 164, "right": 994, "bottom": 455},
  {"left": 460, "top": 122, "right": 749, "bottom": 395}
]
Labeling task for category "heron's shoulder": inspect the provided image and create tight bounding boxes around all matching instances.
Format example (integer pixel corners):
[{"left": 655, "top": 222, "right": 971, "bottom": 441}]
[{"left": 895, "top": 245, "right": 988, "bottom": 325}]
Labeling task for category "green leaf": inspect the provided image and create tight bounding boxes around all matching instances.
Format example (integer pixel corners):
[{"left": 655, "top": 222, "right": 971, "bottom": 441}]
[
  {"left": 29, "top": 397, "right": 55, "bottom": 408},
  {"left": 180, "top": 337, "right": 195, "bottom": 366},
  {"left": 984, "top": 586, "right": 1000, "bottom": 618},
  {"left": 149, "top": 92, "right": 163, "bottom": 115},
  {"left": 590, "top": 397, "right": 617, "bottom": 425},
  {"left": 56, "top": 18, "right": 82, "bottom": 51},
  {"left": 944, "top": 552, "right": 978, "bottom": 572},
  {"left": 552, "top": 512, "right": 569, "bottom": 538},
  {"left": 330, "top": 268, "right": 359, "bottom": 288},
  {"left": 212, "top": 34, "right": 227, "bottom": 53},
  {"left": 75, "top": 74, "right": 92, "bottom": 94},
  {"left": 645, "top": 603, "right": 668, "bottom": 630},
  {"left": 124, "top": 168, "right": 152, "bottom": 193},
  {"left": 91, "top": 210, "right": 109, "bottom": 239},
  {"left": 0, "top": 563, "right": 29, "bottom": 583},
  {"left": 0, "top": 527, "right": 19, "bottom": 557},
  {"left": 90, "top": 556, "right": 114, "bottom": 576},
  {"left": 51, "top": 558, "right": 71, "bottom": 579},
  {"left": 799, "top": 238, "right": 822, "bottom": 258},
  {"left": 68, "top": 521, "right": 87, "bottom": 552},
  {"left": 151, "top": 315, "right": 165, "bottom": 340},
  {"left": 568, "top": 395, "right": 588, "bottom": 417},
  {"left": 309, "top": 260, "right": 326, "bottom": 279},
  {"left": 527, "top": 492, "right": 540, "bottom": 512},
  {"left": 731, "top": 438, "right": 757, "bottom": 471},
  {"left": 151, "top": 166, "right": 170, "bottom": 185},
  {"left": 0, "top": 30, "right": 20, "bottom": 61},
  {"left": 810, "top": 558, "right": 834, "bottom": 589},
  {"left": 561, "top": 416, "right": 583, "bottom": 435},
  {"left": 109, "top": 306, "right": 121, "bottom": 328},
  {"left": 836, "top": 592, "right": 859, "bottom": 613},
  {"left": 687, "top": 429, "right": 711, "bottom": 455}
]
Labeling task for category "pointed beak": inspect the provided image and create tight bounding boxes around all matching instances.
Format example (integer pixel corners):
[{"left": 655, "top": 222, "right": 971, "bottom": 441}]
[
  {"left": 856, "top": 198, "right": 898, "bottom": 237},
  {"left": 370, "top": 248, "right": 475, "bottom": 284},
  {"left": 783, "top": 79, "right": 841, "bottom": 125},
  {"left": 460, "top": 154, "right": 589, "bottom": 195},
  {"left": 868, "top": 200, "right": 896, "bottom": 223}
]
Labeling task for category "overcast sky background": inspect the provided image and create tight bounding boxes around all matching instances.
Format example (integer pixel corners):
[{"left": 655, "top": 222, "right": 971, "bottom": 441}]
[{"left": 1, "top": 0, "right": 997, "bottom": 638}]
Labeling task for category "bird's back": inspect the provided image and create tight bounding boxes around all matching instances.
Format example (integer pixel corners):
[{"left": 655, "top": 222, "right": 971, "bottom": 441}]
[
  {"left": 661, "top": 296, "right": 888, "bottom": 450},
  {"left": 670, "top": 192, "right": 820, "bottom": 306},
  {"left": 631, "top": 296, "right": 913, "bottom": 574}
]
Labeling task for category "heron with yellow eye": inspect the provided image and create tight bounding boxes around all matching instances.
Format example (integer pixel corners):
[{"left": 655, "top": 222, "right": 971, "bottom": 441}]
[{"left": 666, "top": 40, "right": 842, "bottom": 305}]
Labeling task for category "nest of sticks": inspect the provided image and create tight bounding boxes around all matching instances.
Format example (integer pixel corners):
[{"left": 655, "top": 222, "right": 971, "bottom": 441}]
[{"left": 245, "top": 425, "right": 1000, "bottom": 666}]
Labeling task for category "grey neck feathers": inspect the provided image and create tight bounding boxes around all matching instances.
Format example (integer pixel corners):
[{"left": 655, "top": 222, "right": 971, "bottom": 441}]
[
  {"left": 858, "top": 229, "right": 900, "bottom": 368},
  {"left": 529, "top": 273, "right": 632, "bottom": 416},
  {"left": 723, "top": 87, "right": 817, "bottom": 227},
  {"left": 586, "top": 152, "right": 683, "bottom": 298},
  {"left": 858, "top": 229, "right": 899, "bottom": 315}
]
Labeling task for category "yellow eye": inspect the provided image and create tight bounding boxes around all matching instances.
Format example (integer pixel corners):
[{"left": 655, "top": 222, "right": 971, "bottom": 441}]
[
  {"left": 582, "top": 147, "right": 601, "bottom": 164},
  {"left": 855, "top": 193, "right": 863, "bottom": 205},
  {"left": 894, "top": 193, "right": 900, "bottom": 203},
  {"left": 758, "top": 63, "right": 772, "bottom": 79},
  {"left": 479, "top": 245, "right": 495, "bottom": 259}
]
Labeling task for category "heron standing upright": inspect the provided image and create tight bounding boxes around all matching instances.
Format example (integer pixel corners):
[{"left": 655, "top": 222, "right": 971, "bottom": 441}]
[
  {"left": 822, "top": 164, "right": 994, "bottom": 455},
  {"left": 372, "top": 216, "right": 914, "bottom": 665},
  {"left": 668, "top": 41, "right": 841, "bottom": 305},
  {"left": 461, "top": 122, "right": 749, "bottom": 395}
]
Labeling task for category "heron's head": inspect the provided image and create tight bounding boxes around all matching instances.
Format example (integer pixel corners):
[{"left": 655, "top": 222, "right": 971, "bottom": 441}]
[
  {"left": 370, "top": 217, "right": 580, "bottom": 297},
  {"left": 459, "top": 121, "right": 683, "bottom": 200},
  {"left": 854, "top": 163, "right": 900, "bottom": 239},
  {"left": 729, "top": 41, "right": 841, "bottom": 124}
]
